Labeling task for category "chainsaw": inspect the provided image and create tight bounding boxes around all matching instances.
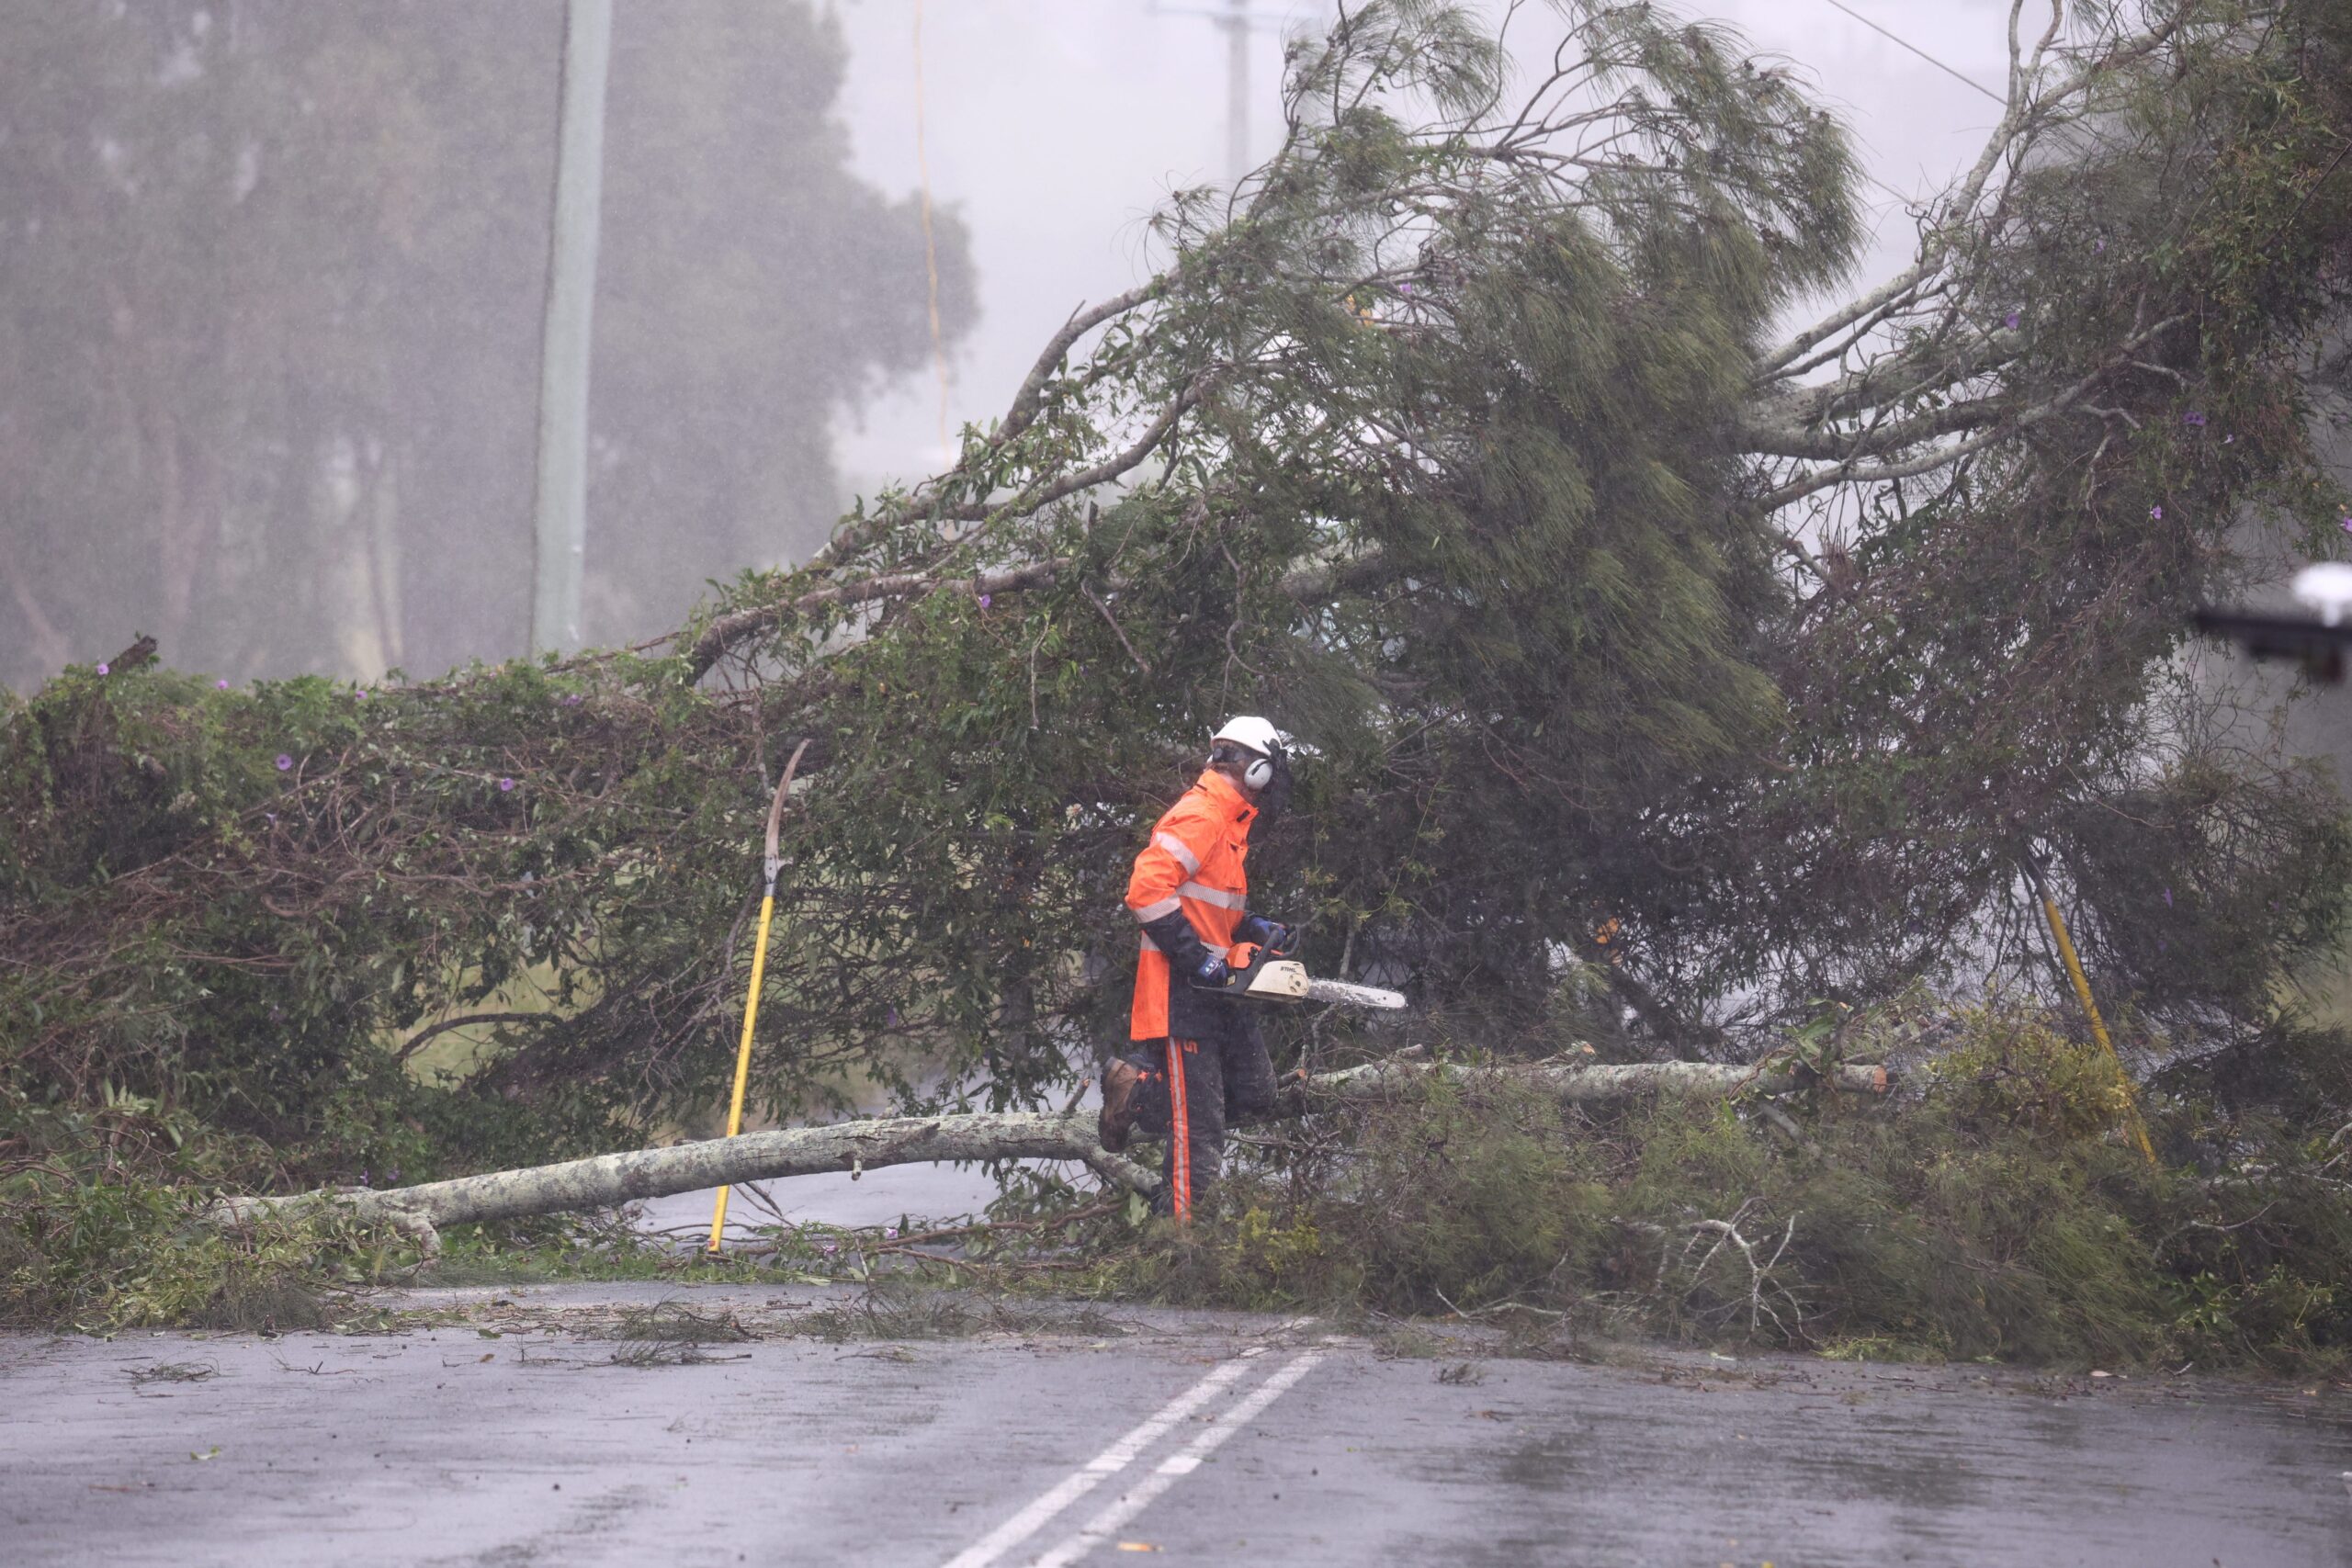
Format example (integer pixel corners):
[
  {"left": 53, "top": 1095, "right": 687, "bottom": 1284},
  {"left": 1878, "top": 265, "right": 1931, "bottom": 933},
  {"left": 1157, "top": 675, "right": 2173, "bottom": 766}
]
[{"left": 1192, "top": 938, "right": 1407, "bottom": 1010}]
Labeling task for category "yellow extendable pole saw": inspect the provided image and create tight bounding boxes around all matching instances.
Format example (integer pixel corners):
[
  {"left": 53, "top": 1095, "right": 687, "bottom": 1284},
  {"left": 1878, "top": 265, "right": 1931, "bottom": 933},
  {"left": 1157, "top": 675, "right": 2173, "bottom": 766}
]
[
  {"left": 2020, "top": 844, "right": 2155, "bottom": 1167},
  {"left": 707, "top": 739, "right": 809, "bottom": 1254}
]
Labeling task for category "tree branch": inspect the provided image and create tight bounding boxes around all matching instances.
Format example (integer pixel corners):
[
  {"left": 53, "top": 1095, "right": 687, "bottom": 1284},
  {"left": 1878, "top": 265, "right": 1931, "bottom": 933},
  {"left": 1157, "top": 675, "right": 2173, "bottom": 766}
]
[
  {"left": 206, "top": 1055, "right": 1893, "bottom": 1235},
  {"left": 684, "top": 389, "right": 1198, "bottom": 680},
  {"left": 395, "top": 1011, "right": 558, "bottom": 1064}
]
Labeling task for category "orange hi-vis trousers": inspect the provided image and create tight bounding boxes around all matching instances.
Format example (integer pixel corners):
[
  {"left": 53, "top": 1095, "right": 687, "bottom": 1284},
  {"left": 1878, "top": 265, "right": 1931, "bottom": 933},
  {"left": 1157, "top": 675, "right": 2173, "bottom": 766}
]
[{"left": 1123, "top": 1033, "right": 1279, "bottom": 1221}]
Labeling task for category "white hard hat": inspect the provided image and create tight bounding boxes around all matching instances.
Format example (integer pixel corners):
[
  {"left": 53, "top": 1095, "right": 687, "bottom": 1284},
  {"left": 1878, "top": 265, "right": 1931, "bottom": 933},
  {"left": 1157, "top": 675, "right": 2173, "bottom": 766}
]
[
  {"left": 1211, "top": 716, "right": 1287, "bottom": 756},
  {"left": 2293, "top": 562, "right": 2352, "bottom": 627}
]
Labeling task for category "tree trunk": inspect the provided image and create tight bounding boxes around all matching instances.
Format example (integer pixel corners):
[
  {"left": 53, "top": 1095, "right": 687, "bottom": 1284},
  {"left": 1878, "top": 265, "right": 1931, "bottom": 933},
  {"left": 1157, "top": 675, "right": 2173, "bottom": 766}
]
[
  {"left": 205, "top": 1055, "right": 1891, "bottom": 1252},
  {"left": 1306, "top": 1056, "right": 1889, "bottom": 1104}
]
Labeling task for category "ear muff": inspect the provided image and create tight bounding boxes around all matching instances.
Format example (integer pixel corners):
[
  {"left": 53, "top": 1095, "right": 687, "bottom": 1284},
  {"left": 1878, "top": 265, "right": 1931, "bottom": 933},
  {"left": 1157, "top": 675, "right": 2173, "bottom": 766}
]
[{"left": 1242, "top": 751, "right": 1276, "bottom": 791}]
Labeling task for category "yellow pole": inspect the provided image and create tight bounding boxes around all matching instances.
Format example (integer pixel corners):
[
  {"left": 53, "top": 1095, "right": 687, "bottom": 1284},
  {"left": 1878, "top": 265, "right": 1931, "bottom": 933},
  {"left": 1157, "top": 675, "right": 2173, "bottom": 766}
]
[
  {"left": 707, "top": 889, "right": 777, "bottom": 1250},
  {"left": 2036, "top": 889, "right": 2157, "bottom": 1167},
  {"left": 707, "top": 739, "right": 809, "bottom": 1255}
]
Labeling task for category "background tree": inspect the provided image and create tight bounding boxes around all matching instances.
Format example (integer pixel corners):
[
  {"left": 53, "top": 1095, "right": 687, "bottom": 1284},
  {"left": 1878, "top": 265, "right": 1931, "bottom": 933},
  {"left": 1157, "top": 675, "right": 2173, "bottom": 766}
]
[{"left": 0, "top": 0, "right": 973, "bottom": 688}]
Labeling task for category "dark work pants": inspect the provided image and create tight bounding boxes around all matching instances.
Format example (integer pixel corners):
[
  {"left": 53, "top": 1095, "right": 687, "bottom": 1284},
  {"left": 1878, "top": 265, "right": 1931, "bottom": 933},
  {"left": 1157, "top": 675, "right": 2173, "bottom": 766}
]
[{"left": 1125, "top": 1034, "right": 1278, "bottom": 1220}]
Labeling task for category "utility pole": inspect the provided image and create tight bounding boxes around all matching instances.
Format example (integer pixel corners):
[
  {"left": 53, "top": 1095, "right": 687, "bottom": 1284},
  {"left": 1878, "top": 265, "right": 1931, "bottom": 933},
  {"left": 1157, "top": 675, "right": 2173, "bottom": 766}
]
[
  {"left": 1222, "top": 0, "right": 1250, "bottom": 184},
  {"left": 528, "top": 0, "right": 613, "bottom": 657},
  {"left": 1151, "top": 1, "right": 1290, "bottom": 186}
]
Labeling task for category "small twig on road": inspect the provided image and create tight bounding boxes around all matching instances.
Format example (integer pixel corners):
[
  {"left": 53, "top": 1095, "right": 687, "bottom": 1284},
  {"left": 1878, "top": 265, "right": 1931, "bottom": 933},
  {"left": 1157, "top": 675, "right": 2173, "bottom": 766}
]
[{"left": 1431, "top": 1285, "right": 1566, "bottom": 1321}]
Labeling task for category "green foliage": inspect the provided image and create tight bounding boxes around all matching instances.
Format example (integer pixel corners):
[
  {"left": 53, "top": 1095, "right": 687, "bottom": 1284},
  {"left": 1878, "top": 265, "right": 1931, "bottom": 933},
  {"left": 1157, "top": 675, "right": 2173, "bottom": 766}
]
[
  {"left": 1329, "top": 1079, "right": 1612, "bottom": 1314},
  {"left": 1688, "top": 0, "right": 2352, "bottom": 1037},
  {"left": 0, "top": 1121, "right": 410, "bottom": 1333},
  {"left": 1122, "top": 1009, "right": 2352, "bottom": 1373},
  {"left": 0, "top": 659, "right": 705, "bottom": 1185}
]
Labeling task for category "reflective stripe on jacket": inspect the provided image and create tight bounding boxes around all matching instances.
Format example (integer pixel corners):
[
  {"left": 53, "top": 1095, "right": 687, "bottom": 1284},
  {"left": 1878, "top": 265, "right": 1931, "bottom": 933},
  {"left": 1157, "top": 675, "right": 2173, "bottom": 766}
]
[{"left": 1125, "top": 768, "right": 1257, "bottom": 1040}]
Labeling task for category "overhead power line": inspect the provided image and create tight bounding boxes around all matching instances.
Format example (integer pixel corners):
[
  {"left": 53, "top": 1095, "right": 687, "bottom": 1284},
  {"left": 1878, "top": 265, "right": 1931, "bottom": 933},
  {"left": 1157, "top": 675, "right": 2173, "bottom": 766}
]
[{"left": 1817, "top": 0, "right": 2005, "bottom": 105}]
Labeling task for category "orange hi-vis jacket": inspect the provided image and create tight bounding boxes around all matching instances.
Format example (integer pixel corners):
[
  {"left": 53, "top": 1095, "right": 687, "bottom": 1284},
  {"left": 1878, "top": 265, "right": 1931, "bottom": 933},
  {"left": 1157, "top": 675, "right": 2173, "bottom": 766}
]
[{"left": 1125, "top": 768, "right": 1257, "bottom": 1040}]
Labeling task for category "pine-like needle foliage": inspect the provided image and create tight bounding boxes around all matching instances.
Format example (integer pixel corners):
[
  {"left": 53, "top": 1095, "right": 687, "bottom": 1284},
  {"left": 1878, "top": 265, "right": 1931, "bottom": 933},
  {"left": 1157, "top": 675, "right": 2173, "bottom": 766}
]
[{"left": 6, "top": 3, "right": 2352, "bottom": 1219}]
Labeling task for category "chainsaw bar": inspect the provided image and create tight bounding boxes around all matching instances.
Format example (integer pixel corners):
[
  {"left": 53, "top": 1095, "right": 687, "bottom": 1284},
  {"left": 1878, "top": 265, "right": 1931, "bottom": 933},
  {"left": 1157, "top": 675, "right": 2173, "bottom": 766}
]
[
  {"left": 1200, "top": 945, "right": 1410, "bottom": 1010},
  {"left": 1302, "top": 976, "right": 1408, "bottom": 1010}
]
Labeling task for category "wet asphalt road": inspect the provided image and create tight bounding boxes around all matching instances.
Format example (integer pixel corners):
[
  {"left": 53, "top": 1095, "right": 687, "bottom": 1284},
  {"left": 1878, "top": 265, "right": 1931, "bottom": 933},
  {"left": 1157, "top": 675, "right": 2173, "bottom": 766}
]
[{"left": 6, "top": 1282, "right": 2350, "bottom": 1567}]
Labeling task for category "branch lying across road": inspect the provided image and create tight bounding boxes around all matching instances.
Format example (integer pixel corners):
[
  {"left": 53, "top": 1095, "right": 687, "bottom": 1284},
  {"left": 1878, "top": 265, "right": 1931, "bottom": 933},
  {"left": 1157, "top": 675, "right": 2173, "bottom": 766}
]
[
  {"left": 208, "top": 1110, "right": 1157, "bottom": 1260},
  {"left": 203, "top": 1055, "right": 1893, "bottom": 1253}
]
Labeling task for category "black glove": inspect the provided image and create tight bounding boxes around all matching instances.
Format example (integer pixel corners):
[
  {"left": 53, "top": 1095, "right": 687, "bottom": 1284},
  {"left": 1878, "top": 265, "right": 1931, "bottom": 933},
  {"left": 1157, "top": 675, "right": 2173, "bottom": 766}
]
[
  {"left": 1141, "top": 908, "right": 1216, "bottom": 976},
  {"left": 1238, "top": 914, "right": 1297, "bottom": 954}
]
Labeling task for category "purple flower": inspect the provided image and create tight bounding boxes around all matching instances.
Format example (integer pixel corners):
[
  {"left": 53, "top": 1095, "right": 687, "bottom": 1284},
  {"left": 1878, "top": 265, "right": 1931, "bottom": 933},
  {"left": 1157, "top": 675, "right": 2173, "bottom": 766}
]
[
  {"left": 978, "top": 593, "right": 992, "bottom": 609},
  {"left": 356, "top": 689, "right": 369, "bottom": 701},
  {"left": 820, "top": 1241, "right": 838, "bottom": 1255},
  {"left": 2342, "top": 517, "right": 2352, "bottom": 536},
  {"left": 884, "top": 1226, "right": 899, "bottom": 1240},
  {"left": 887, "top": 1006, "right": 900, "bottom": 1027},
  {"left": 2183, "top": 412, "right": 2206, "bottom": 427},
  {"left": 2004, "top": 310, "right": 2020, "bottom": 330},
  {"left": 95, "top": 663, "right": 109, "bottom": 676},
  {"left": 2163, "top": 886, "right": 2173, "bottom": 908},
  {"left": 498, "top": 777, "right": 515, "bottom": 793},
  {"left": 1399, "top": 282, "right": 1416, "bottom": 296},
  {"left": 561, "top": 694, "right": 583, "bottom": 706},
  {"left": 2149, "top": 504, "right": 2164, "bottom": 521},
  {"left": 215, "top": 680, "right": 231, "bottom": 690},
  {"left": 275, "top": 754, "right": 293, "bottom": 772},
  {"left": 2094, "top": 239, "right": 2106, "bottom": 254},
  {"left": 2223, "top": 434, "right": 2235, "bottom": 445},
  {"left": 264, "top": 811, "right": 277, "bottom": 825}
]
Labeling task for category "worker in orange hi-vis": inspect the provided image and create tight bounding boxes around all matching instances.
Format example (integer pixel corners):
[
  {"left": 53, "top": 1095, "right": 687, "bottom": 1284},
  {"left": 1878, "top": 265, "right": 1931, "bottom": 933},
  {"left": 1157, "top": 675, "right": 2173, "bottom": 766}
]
[{"left": 1099, "top": 716, "right": 1298, "bottom": 1221}]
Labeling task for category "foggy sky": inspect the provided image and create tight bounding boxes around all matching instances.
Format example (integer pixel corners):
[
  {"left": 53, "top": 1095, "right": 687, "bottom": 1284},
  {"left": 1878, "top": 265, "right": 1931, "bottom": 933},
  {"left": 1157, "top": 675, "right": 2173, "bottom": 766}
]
[
  {"left": 0, "top": 1, "right": 2078, "bottom": 685},
  {"left": 823, "top": 0, "right": 2022, "bottom": 497}
]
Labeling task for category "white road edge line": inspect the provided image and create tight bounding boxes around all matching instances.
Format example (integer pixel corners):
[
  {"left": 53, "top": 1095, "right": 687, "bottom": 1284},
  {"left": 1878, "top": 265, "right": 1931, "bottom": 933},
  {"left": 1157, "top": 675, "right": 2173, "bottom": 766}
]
[
  {"left": 938, "top": 1348, "right": 1272, "bottom": 1568},
  {"left": 1028, "top": 1349, "right": 1326, "bottom": 1568}
]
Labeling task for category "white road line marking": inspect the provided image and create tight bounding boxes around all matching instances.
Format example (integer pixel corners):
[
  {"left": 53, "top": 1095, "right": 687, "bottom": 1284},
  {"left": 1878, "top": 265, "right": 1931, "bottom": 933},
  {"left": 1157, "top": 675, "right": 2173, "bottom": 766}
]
[
  {"left": 938, "top": 1350, "right": 1266, "bottom": 1568},
  {"left": 1027, "top": 1350, "right": 1325, "bottom": 1568}
]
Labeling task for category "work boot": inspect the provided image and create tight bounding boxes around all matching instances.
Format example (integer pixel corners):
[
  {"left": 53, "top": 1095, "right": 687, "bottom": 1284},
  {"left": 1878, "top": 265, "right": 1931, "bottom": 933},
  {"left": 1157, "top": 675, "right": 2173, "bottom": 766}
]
[{"left": 1097, "top": 1058, "right": 1143, "bottom": 1153}]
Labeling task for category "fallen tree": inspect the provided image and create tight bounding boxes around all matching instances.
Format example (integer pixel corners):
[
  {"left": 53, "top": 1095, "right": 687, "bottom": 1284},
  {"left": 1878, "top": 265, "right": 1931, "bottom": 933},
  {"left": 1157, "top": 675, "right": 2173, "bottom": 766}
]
[
  {"left": 13, "top": 3, "right": 2352, "bottom": 1343},
  {"left": 205, "top": 1055, "right": 1892, "bottom": 1257}
]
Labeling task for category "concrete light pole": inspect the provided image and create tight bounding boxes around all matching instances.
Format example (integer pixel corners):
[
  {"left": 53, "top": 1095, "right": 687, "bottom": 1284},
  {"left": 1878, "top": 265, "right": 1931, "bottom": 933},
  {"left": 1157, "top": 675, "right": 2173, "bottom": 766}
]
[{"left": 528, "top": 0, "right": 613, "bottom": 657}]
